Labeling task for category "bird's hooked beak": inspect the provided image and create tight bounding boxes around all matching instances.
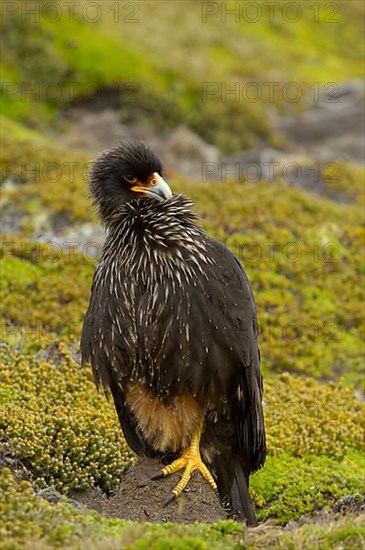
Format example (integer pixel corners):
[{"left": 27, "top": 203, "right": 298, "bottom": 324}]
[{"left": 131, "top": 173, "right": 173, "bottom": 202}]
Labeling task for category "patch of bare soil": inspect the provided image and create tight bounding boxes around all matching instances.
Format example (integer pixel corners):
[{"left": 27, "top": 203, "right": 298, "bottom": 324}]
[{"left": 72, "top": 458, "right": 226, "bottom": 523}]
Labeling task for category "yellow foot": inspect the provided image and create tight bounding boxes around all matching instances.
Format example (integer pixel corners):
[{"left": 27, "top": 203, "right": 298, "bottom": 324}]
[{"left": 152, "top": 428, "right": 217, "bottom": 505}]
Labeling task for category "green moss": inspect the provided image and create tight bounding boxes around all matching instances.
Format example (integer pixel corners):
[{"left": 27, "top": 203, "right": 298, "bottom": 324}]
[
  {"left": 235, "top": 0, "right": 364, "bottom": 84},
  {"left": 41, "top": 14, "right": 154, "bottom": 85},
  {"left": 125, "top": 522, "right": 242, "bottom": 550},
  {"left": 251, "top": 451, "right": 364, "bottom": 524},
  {"left": 323, "top": 161, "right": 365, "bottom": 203},
  {"left": 0, "top": 467, "right": 119, "bottom": 550},
  {"left": 245, "top": 513, "right": 365, "bottom": 549},
  {"left": 0, "top": 116, "right": 44, "bottom": 141},
  {"left": 1, "top": 12, "right": 68, "bottom": 124}
]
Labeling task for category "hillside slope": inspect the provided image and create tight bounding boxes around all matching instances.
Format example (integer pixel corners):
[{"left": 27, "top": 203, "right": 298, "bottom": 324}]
[{"left": 1, "top": 1, "right": 364, "bottom": 151}]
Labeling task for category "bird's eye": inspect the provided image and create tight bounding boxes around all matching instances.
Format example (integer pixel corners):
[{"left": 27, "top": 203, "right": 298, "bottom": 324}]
[{"left": 125, "top": 174, "right": 137, "bottom": 183}]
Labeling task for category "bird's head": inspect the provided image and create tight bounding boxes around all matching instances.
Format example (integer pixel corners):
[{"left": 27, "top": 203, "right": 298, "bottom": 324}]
[{"left": 89, "top": 140, "right": 172, "bottom": 225}]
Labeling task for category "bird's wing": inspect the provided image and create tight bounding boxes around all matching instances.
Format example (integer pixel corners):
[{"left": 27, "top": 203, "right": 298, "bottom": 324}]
[
  {"left": 233, "top": 256, "right": 266, "bottom": 472},
  {"left": 205, "top": 239, "right": 266, "bottom": 474},
  {"left": 80, "top": 265, "right": 153, "bottom": 457},
  {"left": 201, "top": 239, "right": 265, "bottom": 522}
]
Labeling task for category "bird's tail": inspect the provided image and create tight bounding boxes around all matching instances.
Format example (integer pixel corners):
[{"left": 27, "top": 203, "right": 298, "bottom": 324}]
[{"left": 214, "top": 453, "right": 257, "bottom": 526}]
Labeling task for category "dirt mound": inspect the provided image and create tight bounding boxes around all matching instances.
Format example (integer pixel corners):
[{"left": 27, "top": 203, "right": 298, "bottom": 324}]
[{"left": 73, "top": 458, "right": 226, "bottom": 523}]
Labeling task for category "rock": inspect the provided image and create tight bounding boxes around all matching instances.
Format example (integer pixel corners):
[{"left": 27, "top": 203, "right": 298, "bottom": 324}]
[
  {"left": 55, "top": 108, "right": 137, "bottom": 153},
  {"left": 54, "top": 111, "right": 219, "bottom": 181},
  {"left": 157, "top": 125, "right": 219, "bottom": 180},
  {"left": 333, "top": 495, "right": 365, "bottom": 514},
  {"left": 313, "top": 79, "right": 365, "bottom": 111},
  {"left": 36, "top": 223, "right": 105, "bottom": 255},
  {"left": 275, "top": 80, "right": 365, "bottom": 164}
]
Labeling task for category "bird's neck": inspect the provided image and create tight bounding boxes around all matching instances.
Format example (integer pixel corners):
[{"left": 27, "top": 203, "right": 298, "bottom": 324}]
[{"left": 101, "top": 195, "right": 214, "bottom": 283}]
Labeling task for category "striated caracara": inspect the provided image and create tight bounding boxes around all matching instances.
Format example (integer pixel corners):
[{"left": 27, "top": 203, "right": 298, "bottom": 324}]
[{"left": 81, "top": 140, "right": 266, "bottom": 524}]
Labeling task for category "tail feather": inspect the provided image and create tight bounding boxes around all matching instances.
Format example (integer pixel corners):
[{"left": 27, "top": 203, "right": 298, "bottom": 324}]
[{"left": 214, "top": 453, "right": 257, "bottom": 526}]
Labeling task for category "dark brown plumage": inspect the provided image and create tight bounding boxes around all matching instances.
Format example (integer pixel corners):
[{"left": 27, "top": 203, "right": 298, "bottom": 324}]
[{"left": 81, "top": 140, "right": 266, "bottom": 524}]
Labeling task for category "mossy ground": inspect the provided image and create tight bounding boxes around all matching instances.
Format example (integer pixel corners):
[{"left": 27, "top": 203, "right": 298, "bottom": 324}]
[{"left": 1, "top": 468, "right": 364, "bottom": 550}]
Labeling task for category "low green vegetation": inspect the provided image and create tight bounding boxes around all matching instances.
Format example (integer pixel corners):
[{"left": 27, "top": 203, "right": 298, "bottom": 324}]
[
  {"left": 1, "top": 468, "right": 364, "bottom": 549},
  {"left": 0, "top": 344, "right": 134, "bottom": 493},
  {"left": 0, "top": 239, "right": 92, "bottom": 347},
  {"left": 1, "top": 467, "right": 241, "bottom": 550},
  {"left": 252, "top": 452, "right": 364, "bottom": 524}
]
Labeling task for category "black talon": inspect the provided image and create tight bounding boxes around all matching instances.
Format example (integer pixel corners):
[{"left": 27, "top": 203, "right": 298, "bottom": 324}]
[
  {"left": 151, "top": 471, "right": 164, "bottom": 480},
  {"left": 163, "top": 493, "right": 177, "bottom": 507}
]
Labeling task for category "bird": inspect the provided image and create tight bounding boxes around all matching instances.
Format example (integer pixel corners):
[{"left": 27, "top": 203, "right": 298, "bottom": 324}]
[{"left": 81, "top": 140, "right": 266, "bottom": 525}]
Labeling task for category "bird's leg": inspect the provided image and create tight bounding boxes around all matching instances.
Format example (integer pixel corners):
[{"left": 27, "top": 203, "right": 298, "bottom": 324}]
[{"left": 152, "top": 426, "right": 217, "bottom": 505}]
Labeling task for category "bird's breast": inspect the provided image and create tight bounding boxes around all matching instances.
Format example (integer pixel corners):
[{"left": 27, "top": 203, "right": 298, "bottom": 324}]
[{"left": 125, "top": 381, "right": 204, "bottom": 453}]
